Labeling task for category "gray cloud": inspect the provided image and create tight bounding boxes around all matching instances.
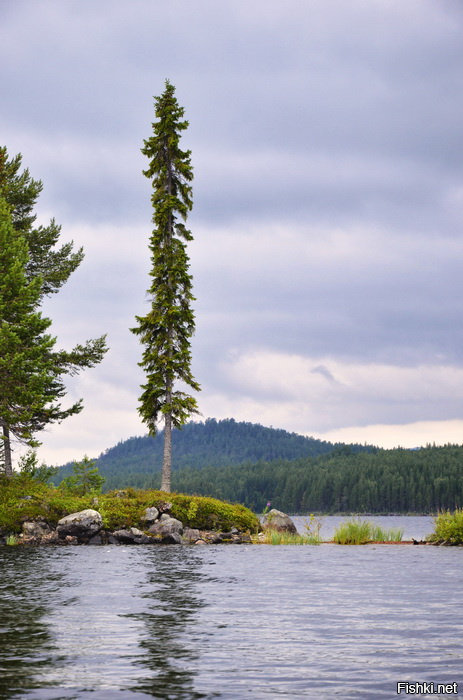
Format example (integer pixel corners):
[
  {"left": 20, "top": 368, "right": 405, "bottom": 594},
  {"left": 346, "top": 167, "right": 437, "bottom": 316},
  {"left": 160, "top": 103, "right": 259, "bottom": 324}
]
[{"left": 2, "top": 0, "right": 463, "bottom": 460}]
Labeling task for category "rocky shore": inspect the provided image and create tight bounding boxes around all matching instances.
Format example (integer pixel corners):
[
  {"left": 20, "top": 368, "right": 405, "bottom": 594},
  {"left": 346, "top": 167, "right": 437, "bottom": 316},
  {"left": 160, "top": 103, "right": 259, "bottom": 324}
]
[{"left": 2, "top": 505, "right": 254, "bottom": 546}]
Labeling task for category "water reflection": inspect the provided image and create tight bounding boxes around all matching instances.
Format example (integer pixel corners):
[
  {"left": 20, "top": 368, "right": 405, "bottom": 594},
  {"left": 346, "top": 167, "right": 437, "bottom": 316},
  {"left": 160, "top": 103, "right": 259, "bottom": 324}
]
[
  {"left": 0, "top": 548, "right": 65, "bottom": 698},
  {"left": 127, "top": 548, "right": 216, "bottom": 699}
]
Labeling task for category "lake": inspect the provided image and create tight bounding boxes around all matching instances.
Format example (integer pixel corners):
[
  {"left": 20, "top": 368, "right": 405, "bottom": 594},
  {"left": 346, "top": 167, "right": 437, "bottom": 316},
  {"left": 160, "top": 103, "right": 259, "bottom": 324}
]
[{"left": 0, "top": 516, "right": 461, "bottom": 699}]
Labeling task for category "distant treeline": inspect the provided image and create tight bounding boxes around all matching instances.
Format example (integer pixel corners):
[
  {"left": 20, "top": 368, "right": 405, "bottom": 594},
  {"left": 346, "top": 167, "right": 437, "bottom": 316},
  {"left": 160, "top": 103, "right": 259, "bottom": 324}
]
[
  {"left": 171, "top": 444, "right": 463, "bottom": 514},
  {"left": 53, "top": 419, "right": 463, "bottom": 513}
]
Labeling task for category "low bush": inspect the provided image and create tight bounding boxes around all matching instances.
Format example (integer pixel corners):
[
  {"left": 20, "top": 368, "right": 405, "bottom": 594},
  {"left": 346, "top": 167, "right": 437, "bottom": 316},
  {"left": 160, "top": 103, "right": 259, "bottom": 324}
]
[
  {"left": 0, "top": 476, "right": 259, "bottom": 534},
  {"left": 333, "top": 518, "right": 403, "bottom": 544},
  {"left": 428, "top": 509, "right": 463, "bottom": 545}
]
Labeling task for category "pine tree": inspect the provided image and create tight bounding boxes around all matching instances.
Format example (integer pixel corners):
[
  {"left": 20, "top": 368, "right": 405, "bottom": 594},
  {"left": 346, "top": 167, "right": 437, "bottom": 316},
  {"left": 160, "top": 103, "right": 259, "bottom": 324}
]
[
  {"left": 0, "top": 198, "right": 61, "bottom": 474},
  {"left": 0, "top": 147, "right": 84, "bottom": 295},
  {"left": 0, "top": 147, "right": 108, "bottom": 474},
  {"left": 132, "top": 81, "right": 200, "bottom": 492}
]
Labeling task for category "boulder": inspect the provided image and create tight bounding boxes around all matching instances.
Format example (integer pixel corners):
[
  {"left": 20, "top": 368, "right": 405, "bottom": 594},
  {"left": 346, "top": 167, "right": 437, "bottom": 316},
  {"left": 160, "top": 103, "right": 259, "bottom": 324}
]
[
  {"left": 87, "top": 533, "right": 104, "bottom": 546},
  {"left": 22, "top": 521, "right": 52, "bottom": 538},
  {"left": 182, "top": 527, "right": 201, "bottom": 543},
  {"left": 111, "top": 527, "right": 155, "bottom": 545},
  {"left": 142, "top": 507, "right": 159, "bottom": 524},
  {"left": 261, "top": 509, "right": 297, "bottom": 534},
  {"left": 57, "top": 509, "right": 103, "bottom": 541},
  {"left": 149, "top": 516, "right": 183, "bottom": 544}
]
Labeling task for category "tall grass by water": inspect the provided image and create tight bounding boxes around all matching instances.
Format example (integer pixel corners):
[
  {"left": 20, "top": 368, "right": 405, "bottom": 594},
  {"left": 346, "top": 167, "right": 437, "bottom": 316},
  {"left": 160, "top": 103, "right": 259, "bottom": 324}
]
[
  {"left": 333, "top": 518, "right": 404, "bottom": 544},
  {"left": 428, "top": 509, "right": 463, "bottom": 545},
  {"left": 256, "top": 531, "right": 322, "bottom": 545}
]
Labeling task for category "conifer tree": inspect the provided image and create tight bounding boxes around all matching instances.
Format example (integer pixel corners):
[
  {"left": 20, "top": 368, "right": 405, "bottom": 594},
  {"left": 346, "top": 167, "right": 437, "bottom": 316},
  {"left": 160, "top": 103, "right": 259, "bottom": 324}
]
[
  {"left": 0, "top": 148, "right": 108, "bottom": 474},
  {"left": 0, "top": 147, "right": 84, "bottom": 296},
  {"left": 132, "top": 81, "right": 200, "bottom": 492}
]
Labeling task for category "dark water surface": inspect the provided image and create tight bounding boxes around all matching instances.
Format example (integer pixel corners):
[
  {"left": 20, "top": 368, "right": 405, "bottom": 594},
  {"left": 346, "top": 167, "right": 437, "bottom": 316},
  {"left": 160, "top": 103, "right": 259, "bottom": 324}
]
[{"left": 0, "top": 517, "right": 461, "bottom": 699}]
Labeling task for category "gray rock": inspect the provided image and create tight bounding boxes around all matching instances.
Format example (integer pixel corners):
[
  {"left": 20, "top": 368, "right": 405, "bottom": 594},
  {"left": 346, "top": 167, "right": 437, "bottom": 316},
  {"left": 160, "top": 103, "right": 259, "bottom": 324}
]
[
  {"left": 148, "top": 517, "right": 183, "bottom": 544},
  {"left": 57, "top": 509, "right": 103, "bottom": 540},
  {"left": 261, "top": 509, "right": 297, "bottom": 534},
  {"left": 149, "top": 516, "right": 183, "bottom": 538},
  {"left": 112, "top": 527, "right": 159, "bottom": 545},
  {"left": 142, "top": 507, "right": 159, "bottom": 524},
  {"left": 160, "top": 532, "right": 182, "bottom": 544},
  {"left": 87, "top": 534, "right": 103, "bottom": 545},
  {"left": 183, "top": 527, "right": 201, "bottom": 543},
  {"left": 22, "top": 521, "right": 52, "bottom": 538}
]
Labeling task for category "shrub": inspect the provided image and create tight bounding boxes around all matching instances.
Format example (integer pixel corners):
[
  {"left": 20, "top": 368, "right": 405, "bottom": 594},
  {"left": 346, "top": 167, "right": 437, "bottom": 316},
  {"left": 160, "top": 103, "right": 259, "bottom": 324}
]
[
  {"left": 59, "top": 456, "right": 105, "bottom": 496},
  {"left": 0, "top": 478, "right": 259, "bottom": 535},
  {"left": 428, "top": 509, "right": 463, "bottom": 545}
]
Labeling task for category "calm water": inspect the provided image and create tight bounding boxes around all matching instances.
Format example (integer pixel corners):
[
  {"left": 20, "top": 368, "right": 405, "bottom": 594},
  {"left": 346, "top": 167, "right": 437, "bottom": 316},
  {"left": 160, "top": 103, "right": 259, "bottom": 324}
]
[{"left": 0, "top": 517, "right": 461, "bottom": 699}]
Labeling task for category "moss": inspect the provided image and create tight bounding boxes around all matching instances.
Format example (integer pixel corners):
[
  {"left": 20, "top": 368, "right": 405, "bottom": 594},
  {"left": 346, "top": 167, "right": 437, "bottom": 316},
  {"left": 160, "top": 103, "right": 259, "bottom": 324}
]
[{"left": 0, "top": 476, "right": 259, "bottom": 535}]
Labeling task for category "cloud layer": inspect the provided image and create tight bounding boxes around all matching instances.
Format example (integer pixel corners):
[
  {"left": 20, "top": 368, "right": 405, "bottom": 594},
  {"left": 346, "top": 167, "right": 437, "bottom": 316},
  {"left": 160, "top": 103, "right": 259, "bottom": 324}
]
[{"left": 1, "top": 0, "right": 463, "bottom": 462}]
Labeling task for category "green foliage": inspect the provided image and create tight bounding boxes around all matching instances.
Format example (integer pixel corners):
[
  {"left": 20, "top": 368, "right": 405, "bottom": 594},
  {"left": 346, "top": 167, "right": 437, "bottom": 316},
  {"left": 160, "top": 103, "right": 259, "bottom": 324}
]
[
  {"left": 18, "top": 450, "right": 57, "bottom": 483},
  {"left": 60, "top": 456, "right": 105, "bottom": 496},
  {"left": 428, "top": 509, "right": 463, "bottom": 545},
  {"left": 97, "top": 490, "right": 259, "bottom": 532},
  {"left": 0, "top": 147, "right": 107, "bottom": 474},
  {"left": 52, "top": 424, "right": 463, "bottom": 514},
  {"left": 131, "top": 81, "right": 200, "bottom": 491},
  {"left": 0, "top": 474, "right": 258, "bottom": 535},
  {"left": 53, "top": 419, "right": 367, "bottom": 491},
  {"left": 303, "top": 513, "right": 323, "bottom": 542},
  {"left": 0, "top": 146, "right": 84, "bottom": 296},
  {"left": 257, "top": 531, "right": 320, "bottom": 545},
  {"left": 333, "top": 518, "right": 403, "bottom": 544},
  {"left": 0, "top": 473, "right": 91, "bottom": 533}
]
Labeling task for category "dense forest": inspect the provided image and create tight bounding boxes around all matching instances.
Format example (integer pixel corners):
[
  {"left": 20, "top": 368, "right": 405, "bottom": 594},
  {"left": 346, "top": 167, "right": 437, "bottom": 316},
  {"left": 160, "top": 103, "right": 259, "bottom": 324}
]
[
  {"left": 54, "top": 418, "right": 367, "bottom": 488},
  {"left": 171, "top": 444, "right": 463, "bottom": 513},
  {"left": 52, "top": 419, "right": 463, "bottom": 513}
]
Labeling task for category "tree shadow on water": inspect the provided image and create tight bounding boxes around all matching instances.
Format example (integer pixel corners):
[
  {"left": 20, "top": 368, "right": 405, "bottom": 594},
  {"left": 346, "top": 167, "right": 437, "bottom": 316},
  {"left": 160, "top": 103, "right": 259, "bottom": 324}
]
[
  {"left": 125, "top": 548, "right": 220, "bottom": 700},
  {"left": 0, "top": 548, "right": 69, "bottom": 699}
]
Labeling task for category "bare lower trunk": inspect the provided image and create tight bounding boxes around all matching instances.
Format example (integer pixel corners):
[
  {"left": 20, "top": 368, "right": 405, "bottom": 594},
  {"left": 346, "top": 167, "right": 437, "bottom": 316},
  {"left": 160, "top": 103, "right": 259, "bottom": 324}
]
[
  {"left": 1, "top": 421, "right": 13, "bottom": 478},
  {"left": 161, "top": 413, "right": 172, "bottom": 492}
]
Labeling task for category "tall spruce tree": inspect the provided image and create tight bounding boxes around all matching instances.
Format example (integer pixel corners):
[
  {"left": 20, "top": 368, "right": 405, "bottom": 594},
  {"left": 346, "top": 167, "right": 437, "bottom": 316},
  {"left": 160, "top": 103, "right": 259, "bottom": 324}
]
[
  {"left": 132, "top": 81, "right": 200, "bottom": 492},
  {"left": 0, "top": 148, "right": 107, "bottom": 473}
]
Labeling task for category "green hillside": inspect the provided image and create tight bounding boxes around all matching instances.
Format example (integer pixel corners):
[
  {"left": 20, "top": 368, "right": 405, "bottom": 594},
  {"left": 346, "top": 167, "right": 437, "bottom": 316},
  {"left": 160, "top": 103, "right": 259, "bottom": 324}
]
[
  {"left": 54, "top": 417, "right": 368, "bottom": 491},
  {"left": 53, "top": 419, "right": 463, "bottom": 513}
]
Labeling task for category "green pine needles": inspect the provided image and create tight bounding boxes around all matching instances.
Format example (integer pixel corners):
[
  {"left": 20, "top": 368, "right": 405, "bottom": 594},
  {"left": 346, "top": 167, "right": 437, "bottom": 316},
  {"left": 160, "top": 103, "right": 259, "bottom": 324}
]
[
  {"left": 132, "top": 81, "right": 200, "bottom": 492},
  {"left": 0, "top": 147, "right": 107, "bottom": 476}
]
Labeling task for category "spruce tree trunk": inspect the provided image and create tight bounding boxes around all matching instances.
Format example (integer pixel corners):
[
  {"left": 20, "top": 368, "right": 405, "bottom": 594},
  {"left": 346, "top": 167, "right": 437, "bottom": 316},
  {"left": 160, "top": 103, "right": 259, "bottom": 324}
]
[
  {"left": 1, "top": 421, "right": 13, "bottom": 477},
  {"left": 161, "top": 412, "right": 172, "bottom": 492}
]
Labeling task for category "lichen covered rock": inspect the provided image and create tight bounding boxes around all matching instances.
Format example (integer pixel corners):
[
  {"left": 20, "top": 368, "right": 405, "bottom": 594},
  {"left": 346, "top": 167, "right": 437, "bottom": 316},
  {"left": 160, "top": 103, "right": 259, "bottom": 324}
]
[
  {"left": 261, "top": 509, "right": 297, "bottom": 534},
  {"left": 57, "top": 509, "right": 103, "bottom": 541}
]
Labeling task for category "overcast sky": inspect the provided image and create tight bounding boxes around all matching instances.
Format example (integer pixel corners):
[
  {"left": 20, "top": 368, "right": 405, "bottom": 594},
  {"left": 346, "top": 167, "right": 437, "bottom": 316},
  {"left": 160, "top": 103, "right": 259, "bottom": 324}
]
[{"left": 2, "top": 0, "right": 463, "bottom": 464}]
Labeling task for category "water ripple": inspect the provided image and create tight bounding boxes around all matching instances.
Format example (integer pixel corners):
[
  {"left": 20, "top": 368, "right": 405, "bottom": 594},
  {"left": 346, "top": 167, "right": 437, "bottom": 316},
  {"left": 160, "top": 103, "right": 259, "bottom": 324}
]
[{"left": 0, "top": 521, "right": 461, "bottom": 698}]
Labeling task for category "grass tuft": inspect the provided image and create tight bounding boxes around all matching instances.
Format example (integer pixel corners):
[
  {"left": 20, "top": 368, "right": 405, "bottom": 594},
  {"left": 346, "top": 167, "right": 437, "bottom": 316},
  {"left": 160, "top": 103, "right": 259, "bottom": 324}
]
[
  {"left": 333, "top": 518, "right": 403, "bottom": 544},
  {"left": 254, "top": 531, "right": 321, "bottom": 545}
]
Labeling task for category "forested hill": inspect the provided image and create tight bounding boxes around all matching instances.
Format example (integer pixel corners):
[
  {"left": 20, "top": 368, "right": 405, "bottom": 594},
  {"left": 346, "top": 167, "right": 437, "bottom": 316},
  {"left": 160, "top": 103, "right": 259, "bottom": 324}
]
[
  {"left": 54, "top": 418, "right": 369, "bottom": 491},
  {"left": 53, "top": 419, "right": 463, "bottom": 513},
  {"left": 172, "top": 444, "right": 463, "bottom": 514}
]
